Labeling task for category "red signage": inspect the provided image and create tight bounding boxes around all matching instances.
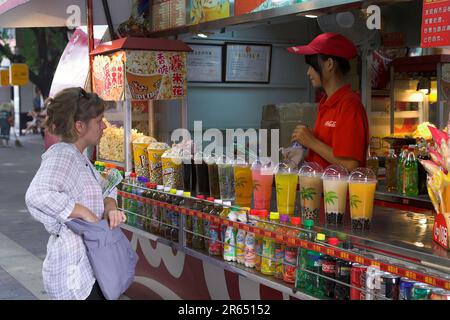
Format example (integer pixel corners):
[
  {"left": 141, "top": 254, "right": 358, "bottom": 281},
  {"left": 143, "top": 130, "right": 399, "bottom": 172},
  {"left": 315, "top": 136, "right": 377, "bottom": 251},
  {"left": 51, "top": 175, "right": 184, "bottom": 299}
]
[
  {"left": 421, "top": 0, "right": 450, "bottom": 47},
  {"left": 433, "top": 213, "right": 449, "bottom": 249}
]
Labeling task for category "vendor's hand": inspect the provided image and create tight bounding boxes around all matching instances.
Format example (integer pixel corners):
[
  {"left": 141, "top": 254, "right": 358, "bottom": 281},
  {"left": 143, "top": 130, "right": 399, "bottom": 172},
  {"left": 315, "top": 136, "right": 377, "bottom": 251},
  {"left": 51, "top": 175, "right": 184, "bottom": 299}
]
[
  {"left": 291, "top": 125, "right": 317, "bottom": 149},
  {"left": 105, "top": 209, "right": 126, "bottom": 229}
]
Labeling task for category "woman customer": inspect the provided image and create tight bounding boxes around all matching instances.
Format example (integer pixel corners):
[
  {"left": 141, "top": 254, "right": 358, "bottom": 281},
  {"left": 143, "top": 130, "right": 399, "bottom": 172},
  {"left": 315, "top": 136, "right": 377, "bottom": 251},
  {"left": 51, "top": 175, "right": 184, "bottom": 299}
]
[
  {"left": 25, "top": 87, "right": 126, "bottom": 300},
  {"left": 288, "top": 32, "right": 369, "bottom": 171}
]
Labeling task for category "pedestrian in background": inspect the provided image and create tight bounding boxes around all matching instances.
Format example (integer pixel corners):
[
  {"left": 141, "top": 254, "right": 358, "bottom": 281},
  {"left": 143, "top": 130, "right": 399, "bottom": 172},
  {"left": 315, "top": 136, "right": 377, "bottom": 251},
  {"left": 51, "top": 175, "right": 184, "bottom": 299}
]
[
  {"left": 0, "top": 101, "right": 14, "bottom": 146},
  {"left": 25, "top": 87, "right": 126, "bottom": 300}
]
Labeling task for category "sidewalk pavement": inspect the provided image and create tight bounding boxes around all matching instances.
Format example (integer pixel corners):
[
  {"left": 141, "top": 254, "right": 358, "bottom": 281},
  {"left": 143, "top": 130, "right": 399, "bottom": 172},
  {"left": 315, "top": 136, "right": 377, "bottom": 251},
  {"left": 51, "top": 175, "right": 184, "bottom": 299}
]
[{"left": 0, "top": 134, "right": 131, "bottom": 300}]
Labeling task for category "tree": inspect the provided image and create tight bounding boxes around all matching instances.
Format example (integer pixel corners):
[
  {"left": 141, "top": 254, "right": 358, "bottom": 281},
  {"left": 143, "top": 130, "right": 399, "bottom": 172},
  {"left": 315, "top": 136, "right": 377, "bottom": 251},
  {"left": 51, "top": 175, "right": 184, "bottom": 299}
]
[{"left": 0, "top": 27, "right": 69, "bottom": 98}]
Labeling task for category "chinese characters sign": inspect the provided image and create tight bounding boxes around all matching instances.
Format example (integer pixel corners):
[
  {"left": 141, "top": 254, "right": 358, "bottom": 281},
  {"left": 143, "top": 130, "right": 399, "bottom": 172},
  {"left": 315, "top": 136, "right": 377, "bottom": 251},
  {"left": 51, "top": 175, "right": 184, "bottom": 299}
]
[
  {"left": 187, "top": 44, "right": 222, "bottom": 82},
  {"left": 421, "top": 0, "right": 450, "bottom": 47},
  {"left": 225, "top": 44, "right": 271, "bottom": 83},
  {"left": 152, "top": 0, "right": 186, "bottom": 32},
  {"left": 93, "top": 50, "right": 187, "bottom": 101}
]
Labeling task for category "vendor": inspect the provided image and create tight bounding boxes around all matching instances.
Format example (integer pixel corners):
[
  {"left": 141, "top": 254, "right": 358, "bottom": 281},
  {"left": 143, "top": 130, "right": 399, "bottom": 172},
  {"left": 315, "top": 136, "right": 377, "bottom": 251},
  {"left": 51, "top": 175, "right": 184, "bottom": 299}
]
[{"left": 288, "top": 32, "right": 369, "bottom": 171}]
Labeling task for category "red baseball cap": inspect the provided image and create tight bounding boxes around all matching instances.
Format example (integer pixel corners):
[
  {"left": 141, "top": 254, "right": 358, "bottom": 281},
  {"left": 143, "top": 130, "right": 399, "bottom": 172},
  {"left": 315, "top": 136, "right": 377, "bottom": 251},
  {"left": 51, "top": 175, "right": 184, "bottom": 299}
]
[{"left": 288, "top": 32, "right": 357, "bottom": 60}]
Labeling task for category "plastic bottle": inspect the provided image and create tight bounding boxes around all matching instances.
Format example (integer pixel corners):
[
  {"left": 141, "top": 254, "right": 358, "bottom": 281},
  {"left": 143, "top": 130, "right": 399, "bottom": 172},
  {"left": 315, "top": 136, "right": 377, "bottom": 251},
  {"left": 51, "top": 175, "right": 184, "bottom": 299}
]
[
  {"left": 143, "top": 183, "right": 153, "bottom": 232},
  {"left": 385, "top": 149, "right": 398, "bottom": 193},
  {"left": 366, "top": 149, "right": 379, "bottom": 179},
  {"left": 170, "top": 190, "right": 184, "bottom": 242},
  {"left": 334, "top": 241, "right": 352, "bottom": 300},
  {"left": 180, "top": 191, "right": 192, "bottom": 246},
  {"left": 244, "top": 209, "right": 258, "bottom": 268},
  {"left": 397, "top": 146, "right": 408, "bottom": 194},
  {"left": 223, "top": 211, "right": 238, "bottom": 262},
  {"left": 159, "top": 186, "right": 171, "bottom": 238},
  {"left": 283, "top": 217, "right": 301, "bottom": 284},
  {"left": 151, "top": 185, "right": 164, "bottom": 235},
  {"left": 404, "top": 147, "right": 418, "bottom": 197},
  {"left": 208, "top": 199, "right": 223, "bottom": 256},
  {"left": 192, "top": 195, "right": 206, "bottom": 251},
  {"left": 320, "top": 237, "right": 339, "bottom": 298},
  {"left": 136, "top": 177, "right": 148, "bottom": 229},
  {"left": 236, "top": 210, "right": 247, "bottom": 264},
  {"left": 164, "top": 189, "right": 177, "bottom": 240},
  {"left": 261, "top": 212, "right": 279, "bottom": 276},
  {"left": 203, "top": 197, "right": 215, "bottom": 251},
  {"left": 128, "top": 173, "right": 138, "bottom": 226},
  {"left": 417, "top": 140, "right": 430, "bottom": 195},
  {"left": 295, "top": 219, "right": 315, "bottom": 290},
  {"left": 122, "top": 172, "right": 131, "bottom": 215},
  {"left": 219, "top": 201, "right": 232, "bottom": 254},
  {"left": 274, "top": 214, "right": 289, "bottom": 279},
  {"left": 255, "top": 210, "right": 268, "bottom": 271}
]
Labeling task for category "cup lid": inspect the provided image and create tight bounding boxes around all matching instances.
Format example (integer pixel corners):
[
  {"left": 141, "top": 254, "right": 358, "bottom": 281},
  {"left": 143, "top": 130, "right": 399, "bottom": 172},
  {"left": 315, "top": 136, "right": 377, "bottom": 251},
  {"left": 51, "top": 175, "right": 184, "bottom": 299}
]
[
  {"left": 349, "top": 167, "right": 377, "bottom": 183},
  {"left": 216, "top": 155, "right": 234, "bottom": 165},
  {"left": 251, "top": 158, "right": 274, "bottom": 174},
  {"left": 323, "top": 164, "right": 349, "bottom": 180},
  {"left": 299, "top": 162, "right": 324, "bottom": 177},
  {"left": 274, "top": 162, "right": 297, "bottom": 174}
]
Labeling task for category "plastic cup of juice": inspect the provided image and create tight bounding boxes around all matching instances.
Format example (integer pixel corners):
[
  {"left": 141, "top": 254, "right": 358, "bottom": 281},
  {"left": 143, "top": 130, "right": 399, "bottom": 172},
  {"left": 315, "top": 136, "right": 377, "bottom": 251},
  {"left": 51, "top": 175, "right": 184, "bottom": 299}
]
[
  {"left": 233, "top": 158, "right": 253, "bottom": 207},
  {"left": 348, "top": 167, "right": 377, "bottom": 230},
  {"left": 298, "top": 162, "right": 324, "bottom": 223},
  {"left": 217, "top": 156, "right": 235, "bottom": 201},
  {"left": 251, "top": 159, "right": 274, "bottom": 211},
  {"left": 322, "top": 165, "right": 349, "bottom": 225},
  {"left": 275, "top": 163, "right": 298, "bottom": 216}
]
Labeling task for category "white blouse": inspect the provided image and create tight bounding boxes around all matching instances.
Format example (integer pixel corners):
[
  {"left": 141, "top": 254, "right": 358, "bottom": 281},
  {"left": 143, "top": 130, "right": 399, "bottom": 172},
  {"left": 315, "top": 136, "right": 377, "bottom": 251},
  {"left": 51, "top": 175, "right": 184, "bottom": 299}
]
[{"left": 25, "top": 142, "right": 117, "bottom": 300}]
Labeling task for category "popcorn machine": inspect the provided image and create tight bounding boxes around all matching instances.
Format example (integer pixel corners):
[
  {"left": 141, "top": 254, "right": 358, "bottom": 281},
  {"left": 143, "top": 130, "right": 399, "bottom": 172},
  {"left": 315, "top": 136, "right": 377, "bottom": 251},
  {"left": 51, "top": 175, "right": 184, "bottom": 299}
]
[{"left": 90, "top": 37, "right": 192, "bottom": 172}]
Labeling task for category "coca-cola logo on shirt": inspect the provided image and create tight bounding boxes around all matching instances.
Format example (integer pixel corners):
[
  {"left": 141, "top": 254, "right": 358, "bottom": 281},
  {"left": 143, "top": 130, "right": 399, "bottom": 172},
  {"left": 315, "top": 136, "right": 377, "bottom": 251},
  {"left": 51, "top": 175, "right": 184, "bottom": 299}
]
[{"left": 324, "top": 121, "right": 337, "bottom": 128}]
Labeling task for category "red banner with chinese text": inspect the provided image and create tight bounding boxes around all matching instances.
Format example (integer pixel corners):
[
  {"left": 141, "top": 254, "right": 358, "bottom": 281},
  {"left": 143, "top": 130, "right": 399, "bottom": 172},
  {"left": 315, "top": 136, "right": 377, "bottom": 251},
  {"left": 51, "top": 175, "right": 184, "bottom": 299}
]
[{"left": 421, "top": 0, "right": 450, "bottom": 47}]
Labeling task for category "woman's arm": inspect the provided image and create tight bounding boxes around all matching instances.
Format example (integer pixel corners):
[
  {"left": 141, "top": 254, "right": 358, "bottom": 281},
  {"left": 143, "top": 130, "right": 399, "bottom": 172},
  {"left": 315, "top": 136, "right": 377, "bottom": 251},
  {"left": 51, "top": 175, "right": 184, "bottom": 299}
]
[{"left": 103, "top": 196, "right": 126, "bottom": 229}]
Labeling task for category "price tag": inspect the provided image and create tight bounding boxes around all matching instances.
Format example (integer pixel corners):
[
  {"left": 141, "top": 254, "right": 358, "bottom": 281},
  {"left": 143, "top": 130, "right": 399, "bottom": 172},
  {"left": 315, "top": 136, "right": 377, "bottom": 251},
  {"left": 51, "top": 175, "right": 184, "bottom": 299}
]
[
  {"left": 327, "top": 249, "right": 334, "bottom": 256},
  {"left": 340, "top": 252, "right": 348, "bottom": 259},
  {"left": 371, "top": 261, "right": 381, "bottom": 268},
  {"left": 275, "top": 234, "right": 284, "bottom": 241},
  {"left": 264, "top": 231, "right": 272, "bottom": 237},
  {"left": 424, "top": 277, "right": 437, "bottom": 286},
  {"left": 287, "top": 237, "right": 296, "bottom": 245},
  {"left": 312, "top": 245, "right": 321, "bottom": 252},
  {"left": 405, "top": 271, "right": 417, "bottom": 280},
  {"left": 433, "top": 213, "right": 449, "bottom": 250},
  {"left": 355, "top": 256, "right": 365, "bottom": 264},
  {"left": 388, "top": 266, "right": 398, "bottom": 274}
]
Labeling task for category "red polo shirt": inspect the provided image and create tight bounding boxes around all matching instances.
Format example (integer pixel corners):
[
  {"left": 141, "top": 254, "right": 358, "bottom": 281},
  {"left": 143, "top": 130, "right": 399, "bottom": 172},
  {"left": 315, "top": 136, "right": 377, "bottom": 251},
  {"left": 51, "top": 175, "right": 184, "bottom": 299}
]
[{"left": 305, "top": 84, "right": 369, "bottom": 169}]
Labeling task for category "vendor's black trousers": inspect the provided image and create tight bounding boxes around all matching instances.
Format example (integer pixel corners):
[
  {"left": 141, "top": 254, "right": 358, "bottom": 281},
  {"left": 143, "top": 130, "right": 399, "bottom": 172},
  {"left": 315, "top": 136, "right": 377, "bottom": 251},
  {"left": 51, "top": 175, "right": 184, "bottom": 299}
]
[{"left": 86, "top": 281, "right": 106, "bottom": 300}]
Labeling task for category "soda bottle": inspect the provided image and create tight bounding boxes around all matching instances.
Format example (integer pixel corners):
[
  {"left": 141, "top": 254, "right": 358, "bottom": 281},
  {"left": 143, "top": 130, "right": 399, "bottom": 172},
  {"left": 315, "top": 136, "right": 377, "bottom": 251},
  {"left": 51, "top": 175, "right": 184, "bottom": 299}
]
[
  {"left": 255, "top": 210, "right": 268, "bottom": 272},
  {"left": 179, "top": 191, "right": 192, "bottom": 246},
  {"left": 303, "top": 233, "right": 324, "bottom": 297},
  {"left": 151, "top": 185, "right": 164, "bottom": 235},
  {"left": 236, "top": 210, "right": 247, "bottom": 264},
  {"left": 192, "top": 195, "right": 206, "bottom": 251},
  {"left": 208, "top": 200, "right": 223, "bottom": 256},
  {"left": 219, "top": 201, "right": 232, "bottom": 254},
  {"left": 283, "top": 217, "right": 301, "bottom": 284},
  {"left": 128, "top": 173, "right": 138, "bottom": 226},
  {"left": 385, "top": 149, "right": 398, "bottom": 193},
  {"left": 334, "top": 241, "right": 352, "bottom": 300},
  {"left": 320, "top": 237, "right": 339, "bottom": 298},
  {"left": 397, "top": 146, "right": 408, "bottom": 193},
  {"left": 417, "top": 140, "right": 430, "bottom": 195},
  {"left": 122, "top": 172, "right": 131, "bottom": 215},
  {"left": 159, "top": 187, "right": 171, "bottom": 238},
  {"left": 244, "top": 210, "right": 258, "bottom": 268},
  {"left": 404, "top": 147, "right": 418, "bottom": 197},
  {"left": 261, "top": 212, "right": 279, "bottom": 276},
  {"left": 170, "top": 190, "right": 184, "bottom": 242},
  {"left": 274, "top": 214, "right": 289, "bottom": 279},
  {"left": 143, "top": 183, "right": 153, "bottom": 232},
  {"left": 164, "top": 189, "right": 177, "bottom": 240},
  {"left": 203, "top": 197, "right": 215, "bottom": 251},
  {"left": 223, "top": 211, "right": 238, "bottom": 262},
  {"left": 295, "top": 219, "right": 315, "bottom": 290},
  {"left": 136, "top": 177, "right": 148, "bottom": 230}
]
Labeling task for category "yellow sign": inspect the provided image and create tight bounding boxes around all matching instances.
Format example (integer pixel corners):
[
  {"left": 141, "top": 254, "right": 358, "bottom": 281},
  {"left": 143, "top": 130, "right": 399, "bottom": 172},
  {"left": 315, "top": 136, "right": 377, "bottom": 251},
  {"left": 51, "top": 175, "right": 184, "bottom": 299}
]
[
  {"left": 0, "top": 69, "right": 9, "bottom": 86},
  {"left": 10, "top": 63, "right": 29, "bottom": 86}
]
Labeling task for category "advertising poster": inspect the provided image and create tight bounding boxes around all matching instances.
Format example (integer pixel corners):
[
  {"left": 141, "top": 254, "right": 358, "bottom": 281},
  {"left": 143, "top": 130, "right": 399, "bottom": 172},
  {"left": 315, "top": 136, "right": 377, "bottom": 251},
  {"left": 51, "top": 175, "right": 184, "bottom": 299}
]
[
  {"left": 421, "top": 0, "right": 450, "bottom": 47},
  {"left": 235, "top": 0, "right": 298, "bottom": 16},
  {"left": 189, "top": 0, "right": 230, "bottom": 24},
  {"left": 92, "top": 52, "right": 126, "bottom": 101}
]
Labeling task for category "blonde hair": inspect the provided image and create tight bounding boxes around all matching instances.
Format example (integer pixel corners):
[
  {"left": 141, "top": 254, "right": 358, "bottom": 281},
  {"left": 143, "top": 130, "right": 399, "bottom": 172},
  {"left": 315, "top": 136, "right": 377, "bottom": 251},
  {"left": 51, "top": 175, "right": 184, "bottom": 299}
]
[{"left": 44, "top": 87, "right": 105, "bottom": 142}]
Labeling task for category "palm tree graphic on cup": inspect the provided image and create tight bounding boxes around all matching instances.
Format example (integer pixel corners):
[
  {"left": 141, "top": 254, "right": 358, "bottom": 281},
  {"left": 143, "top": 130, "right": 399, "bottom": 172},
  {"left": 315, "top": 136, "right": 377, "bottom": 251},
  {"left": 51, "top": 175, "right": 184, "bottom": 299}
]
[
  {"left": 324, "top": 191, "right": 338, "bottom": 207},
  {"left": 350, "top": 194, "right": 362, "bottom": 209}
]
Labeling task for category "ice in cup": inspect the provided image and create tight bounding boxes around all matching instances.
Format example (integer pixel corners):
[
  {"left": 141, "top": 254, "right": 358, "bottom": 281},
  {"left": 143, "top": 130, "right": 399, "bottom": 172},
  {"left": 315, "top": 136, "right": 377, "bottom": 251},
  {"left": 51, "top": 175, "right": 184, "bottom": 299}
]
[
  {"left": 275, "top": 163, "right": 298, "bottom": 216},
  {"left": 298, "top": 162, "right": 323, "bottom": 223},
  {"left": 251, "top": 159, "right": 274, "bottom": 211},
  {"left": 147, "top": 142, "right": 169, "bottom": 185},
  {"left": 322, "top": 165, "right": 349, "bottom": 225},
  {"left": 348, "top": 167, "right": 377, "bottom": 230},
  {"left": 217, "top": 156, "right": 235, "bottom": 201},
  {"left": 234, "top": 158, "right": 253, "bottom": 207}
]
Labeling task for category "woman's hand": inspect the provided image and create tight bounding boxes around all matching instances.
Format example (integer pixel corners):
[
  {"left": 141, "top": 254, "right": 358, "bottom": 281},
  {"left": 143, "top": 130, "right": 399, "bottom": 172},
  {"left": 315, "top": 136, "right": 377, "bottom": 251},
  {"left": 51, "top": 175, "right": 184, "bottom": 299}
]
[
  {"left": 105, "top": 209, "right": 126, "bottom": 229},
  {"left": 83, "top": 212, "right": 100, "bottom": 223},
  {"left": 291, "top": 125, "right": 317, "bottom": 149}
]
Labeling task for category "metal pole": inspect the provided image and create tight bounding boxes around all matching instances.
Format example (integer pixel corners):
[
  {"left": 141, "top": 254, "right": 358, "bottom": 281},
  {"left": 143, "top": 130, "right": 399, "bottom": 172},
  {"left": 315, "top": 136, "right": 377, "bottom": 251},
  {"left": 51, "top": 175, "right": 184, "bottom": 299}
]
[
  {"left": 101, "top": 0, "right": 116, "bottom": 40},
  {"left": 148, "top": 100, "right": 155, "bottom": 138},
  {"left": 87, "top": 0, "right": 94, "bottom": 92},
  {"left": 124, "top": 100, "right": 132, "bottom": 172}
]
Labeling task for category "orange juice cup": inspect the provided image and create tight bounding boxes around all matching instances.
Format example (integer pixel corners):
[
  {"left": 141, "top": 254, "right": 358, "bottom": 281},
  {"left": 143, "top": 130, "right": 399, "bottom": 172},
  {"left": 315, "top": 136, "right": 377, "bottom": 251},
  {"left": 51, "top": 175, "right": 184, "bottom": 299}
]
[
  {"left": 234, "top": 160, "right": 253, "bottom": 207},
  {"left": 348, "top": 168, "right": 377, "bottom": 230}
]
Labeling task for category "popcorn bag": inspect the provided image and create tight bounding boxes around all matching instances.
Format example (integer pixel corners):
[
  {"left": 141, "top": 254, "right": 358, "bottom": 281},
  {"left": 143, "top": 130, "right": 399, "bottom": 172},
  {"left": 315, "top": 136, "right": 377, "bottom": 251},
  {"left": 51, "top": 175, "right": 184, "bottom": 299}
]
[
  {"left": 161, "top": 146, "right": 184, "bottom": 189},
  {"left": 147, "top": 142, "right": 169, "bottom": 185}
]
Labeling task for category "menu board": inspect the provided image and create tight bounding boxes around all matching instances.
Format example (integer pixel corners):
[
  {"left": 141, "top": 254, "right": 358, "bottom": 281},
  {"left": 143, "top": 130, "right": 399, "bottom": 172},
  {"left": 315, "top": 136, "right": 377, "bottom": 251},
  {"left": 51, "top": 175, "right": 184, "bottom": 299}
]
[
  {"left": 235, "top": 0, "right": 298, "bottom": 15},
  {"left": 421, "top": 0, "right": 450, "bottom": 47},
  {"left": 152, "top": 0, "right": 171, "bottom": 31},
  {"left": 152, "top": 0, "right": 186, "bottom": 32},
  {"left": 225, "top": 44, "right": 271, "bottom": 83},
  {"left": 189, "top": 0, "right": 231, "bottom": 24},
  {"left": 187, "top": 44, "right": 223, "bottom": 82}
]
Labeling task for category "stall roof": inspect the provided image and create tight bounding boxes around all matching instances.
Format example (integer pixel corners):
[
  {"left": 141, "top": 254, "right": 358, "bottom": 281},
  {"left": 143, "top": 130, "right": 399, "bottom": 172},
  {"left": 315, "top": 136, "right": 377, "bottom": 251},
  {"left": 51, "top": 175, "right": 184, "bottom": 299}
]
[
  {"left": 90, "top": 37, "right": 192, "bottom": 55},
  {"left": 393, "top": 55, "right": 450, "bottom": 73}
]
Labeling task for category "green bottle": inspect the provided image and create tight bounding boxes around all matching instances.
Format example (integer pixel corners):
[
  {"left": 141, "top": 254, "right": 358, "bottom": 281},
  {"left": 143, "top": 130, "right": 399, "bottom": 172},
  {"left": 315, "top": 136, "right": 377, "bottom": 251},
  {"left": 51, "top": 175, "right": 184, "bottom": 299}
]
[
  {"left": 396, "top": 147, "right": 408, "bottom": 194},
  {"left": 404, "top": 147, "right": 418, "bottom": 197},
  {"left": 295, "top": 219, "right": 315, "bottom": 291}
]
